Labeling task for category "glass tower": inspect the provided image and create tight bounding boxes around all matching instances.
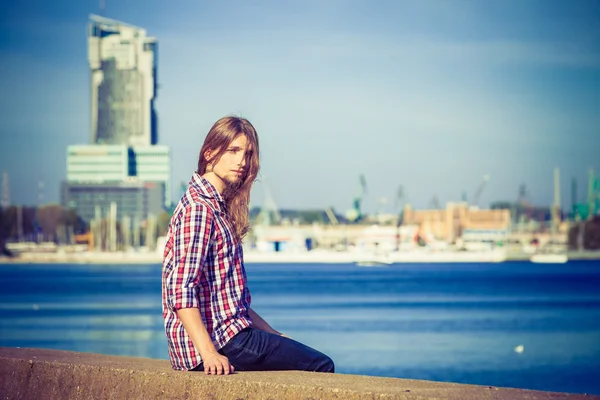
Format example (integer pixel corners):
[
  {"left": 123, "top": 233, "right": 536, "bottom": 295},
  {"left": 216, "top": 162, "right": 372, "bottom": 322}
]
[{"left": 88, "top": 14, "right": 158, "bottom": 146}]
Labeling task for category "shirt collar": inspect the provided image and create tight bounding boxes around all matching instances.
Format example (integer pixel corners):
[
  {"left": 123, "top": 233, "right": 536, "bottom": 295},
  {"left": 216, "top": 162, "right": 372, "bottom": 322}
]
[{"left": 189, "top": 172, "right": 226, "bottom": 206}]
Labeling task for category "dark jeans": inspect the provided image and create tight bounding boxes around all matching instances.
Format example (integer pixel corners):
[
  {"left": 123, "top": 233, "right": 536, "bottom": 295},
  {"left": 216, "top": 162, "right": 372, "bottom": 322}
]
[{"left": 194, "top": 328, "right": 334, "bottom": 373}]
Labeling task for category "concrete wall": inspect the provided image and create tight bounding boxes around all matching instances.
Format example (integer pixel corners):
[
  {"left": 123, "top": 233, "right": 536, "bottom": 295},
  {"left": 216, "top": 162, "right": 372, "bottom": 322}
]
[{"left": 1, "top": 347, "right": 597, "bottom": 400}]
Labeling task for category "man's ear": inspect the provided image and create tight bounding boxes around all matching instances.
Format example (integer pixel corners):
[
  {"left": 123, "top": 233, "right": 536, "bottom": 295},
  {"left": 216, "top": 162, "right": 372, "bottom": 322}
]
[{"left": 204, "top": 149, "right": 212, "bottom": 163}]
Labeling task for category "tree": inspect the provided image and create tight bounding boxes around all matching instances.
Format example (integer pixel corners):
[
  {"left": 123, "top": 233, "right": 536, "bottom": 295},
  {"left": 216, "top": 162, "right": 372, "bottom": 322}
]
[
  {"left": 63, "top": 209, "right": 87, "bottom": 234},
  {"left": 567, "top": 223, "right": 580, "bottom": 250},
  {"left": 0, "top": 207, "right": 14, "bottom": 255},
  {"left": 569, "top": 217, "right": 600, "bottom": 251},
  {"left": 36, "top": 204, "right": 64, "bottom": 237},
  {"left": 584, "top": 216, "right": 600, "bottom": 250}
]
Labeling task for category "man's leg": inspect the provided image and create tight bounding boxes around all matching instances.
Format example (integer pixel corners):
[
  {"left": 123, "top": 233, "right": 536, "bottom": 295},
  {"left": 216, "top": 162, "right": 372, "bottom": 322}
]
[{"left": 219, "top": 328, "right": 334, "bottom": 372}]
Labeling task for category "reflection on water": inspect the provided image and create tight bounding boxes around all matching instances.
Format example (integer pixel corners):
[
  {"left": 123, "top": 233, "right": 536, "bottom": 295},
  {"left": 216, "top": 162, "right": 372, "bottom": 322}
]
[{"left": 1, "top": 261, "right": 599, "bottom": 395}]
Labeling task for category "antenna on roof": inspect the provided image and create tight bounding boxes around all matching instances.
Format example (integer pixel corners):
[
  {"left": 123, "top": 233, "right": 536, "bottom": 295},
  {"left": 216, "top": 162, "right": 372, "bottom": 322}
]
[{"left": 99, "top": 0, "right": 105, "bottom": 16}]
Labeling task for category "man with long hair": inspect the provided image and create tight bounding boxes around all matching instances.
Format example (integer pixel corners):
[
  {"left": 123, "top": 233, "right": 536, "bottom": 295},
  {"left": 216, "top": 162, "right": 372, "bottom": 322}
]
[{"left": 162, "top": 116, "right": 334, "bottom": 375}]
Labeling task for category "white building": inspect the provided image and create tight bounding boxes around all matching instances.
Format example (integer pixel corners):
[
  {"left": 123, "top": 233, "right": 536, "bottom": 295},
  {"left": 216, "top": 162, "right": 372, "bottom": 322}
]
[
  {"left": 88, "top": 14, "right": 158, "bottom": 146},
  {"left": 67, "top": 145, "right": 128, "bottom": 183},
  {"left": 66, "top": 144, "right": 170, "bottom": 208},
  {"left": 130, "top": 145, "right": 170, "bottom": 207}
]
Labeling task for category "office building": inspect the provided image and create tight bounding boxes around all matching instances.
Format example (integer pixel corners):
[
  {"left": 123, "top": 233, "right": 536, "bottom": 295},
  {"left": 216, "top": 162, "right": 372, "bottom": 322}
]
[
  {"left": 66, "top": 145, "right": 128, "bottom": 182},
  {"left": 62, "top": 181, "right": 164, "bottom": 223},
  {"left": 61, "top": 15, "right": 170, "bottom": 225},
  {"left": 130, "top": 145, "right": 170, "bottom": 205},
  {"left": 65, "top": 144, "right": 170, "bottom": 213}
]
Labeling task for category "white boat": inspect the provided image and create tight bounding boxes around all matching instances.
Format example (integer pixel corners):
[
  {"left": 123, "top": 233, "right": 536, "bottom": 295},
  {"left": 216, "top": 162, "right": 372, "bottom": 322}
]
[
  {"left": 355, "top": 259, "right": 392, "bottom": 267},
  {"left": 530, "top": 253, "right": 568, "bottom": 264}
]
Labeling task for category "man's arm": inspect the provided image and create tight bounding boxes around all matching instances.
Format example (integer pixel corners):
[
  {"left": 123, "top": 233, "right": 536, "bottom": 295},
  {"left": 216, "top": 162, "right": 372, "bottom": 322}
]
[
  {"left": 168, "top": 203, "right": 233, "bottom": 375},
  {"left": 248, "top": 307, "right": 282, "bottom": 336},
  {"left": 177, "top": 308, "right": 233, "bottom": 375}
]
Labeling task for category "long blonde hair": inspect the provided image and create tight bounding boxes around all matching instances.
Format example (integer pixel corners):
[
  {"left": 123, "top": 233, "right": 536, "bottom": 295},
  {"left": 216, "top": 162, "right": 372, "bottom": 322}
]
[{"left": 197, "top": 116, "right": 260, "bottom": 241}]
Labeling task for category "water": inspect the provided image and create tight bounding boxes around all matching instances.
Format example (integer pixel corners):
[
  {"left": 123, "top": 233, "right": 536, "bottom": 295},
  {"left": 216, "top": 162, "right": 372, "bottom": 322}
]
[{"left": 1, "top": 261, "right": 599, "bottom": 395}]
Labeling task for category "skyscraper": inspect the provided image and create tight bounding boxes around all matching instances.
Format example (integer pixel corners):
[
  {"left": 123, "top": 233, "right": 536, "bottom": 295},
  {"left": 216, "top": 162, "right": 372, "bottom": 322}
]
[
  {"left": 62, "top": 15, "right": 170, "bottom": 224},
  {"left": 88, "top": 14, "right": 158, "bottom": 146}
]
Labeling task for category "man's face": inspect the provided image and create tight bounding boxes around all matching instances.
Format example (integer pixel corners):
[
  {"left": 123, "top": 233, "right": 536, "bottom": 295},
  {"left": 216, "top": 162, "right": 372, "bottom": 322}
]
[{"left": 211, "top": 134, "right": 250, "bottom": 187}]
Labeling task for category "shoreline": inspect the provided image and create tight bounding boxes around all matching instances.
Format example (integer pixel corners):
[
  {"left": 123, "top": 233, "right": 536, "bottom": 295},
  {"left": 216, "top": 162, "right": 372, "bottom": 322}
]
[{"left": 1, "top": 249, "right": 599, "bottom": 265}]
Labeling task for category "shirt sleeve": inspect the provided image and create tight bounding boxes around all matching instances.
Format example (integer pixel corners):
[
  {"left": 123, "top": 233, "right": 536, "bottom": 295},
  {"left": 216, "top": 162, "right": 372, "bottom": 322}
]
[{"left": 168, "top": 202, "right": 214, "bottom": 311}]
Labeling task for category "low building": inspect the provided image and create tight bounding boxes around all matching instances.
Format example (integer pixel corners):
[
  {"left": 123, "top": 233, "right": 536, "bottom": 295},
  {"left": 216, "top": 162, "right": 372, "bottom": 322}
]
[
  {"left": 402, "top": 202, "right": 511, "bottom": 244},
  {"left": 66, "top": 144, "right": 170, "bottom": 211},
  {"left": 61, "top": 181, "right": 164, "bottom": 223}
]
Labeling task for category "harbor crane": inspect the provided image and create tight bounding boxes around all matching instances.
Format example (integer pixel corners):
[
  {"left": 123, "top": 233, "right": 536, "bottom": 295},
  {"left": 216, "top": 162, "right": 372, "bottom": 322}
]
[
  {"left": 394, "top": 185, "right": 405, "bottom": 251},
  {"left": 393, "top": 185, "right": 404, "bottom": 214},
  {"left": 325, "top": 207, "right": 339, "bottom": 225},
  {"left": 345, "top": 174, "right": 367, "bottom": 223},
  {"left": 256, "top": 181, "right": 281, "bottom": 226},
  {"left": 471, "top": 175, "right": 490, "bottom": 208}
]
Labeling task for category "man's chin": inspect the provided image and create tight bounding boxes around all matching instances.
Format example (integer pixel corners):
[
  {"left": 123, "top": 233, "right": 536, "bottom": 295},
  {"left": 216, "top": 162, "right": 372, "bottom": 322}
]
[{"left": 225, "top": 178, "right": 243, "bottom": 189}]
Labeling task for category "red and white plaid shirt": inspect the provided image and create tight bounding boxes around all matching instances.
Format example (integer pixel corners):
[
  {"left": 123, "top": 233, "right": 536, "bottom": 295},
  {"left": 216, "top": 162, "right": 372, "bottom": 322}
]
[{"left": 162, "top": 172, "right": 252, "bottom": 371}]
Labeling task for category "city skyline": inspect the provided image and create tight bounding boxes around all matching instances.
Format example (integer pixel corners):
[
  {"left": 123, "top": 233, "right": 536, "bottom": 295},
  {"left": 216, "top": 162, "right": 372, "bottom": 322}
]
[{"left": 0, "top": 0, "right": 599, "bottom": 215}]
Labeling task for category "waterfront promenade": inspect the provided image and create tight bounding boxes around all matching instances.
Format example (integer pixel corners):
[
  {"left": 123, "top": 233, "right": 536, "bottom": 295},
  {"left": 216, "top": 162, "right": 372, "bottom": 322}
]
[{"left": 1, "top": 347, "right": 597, "bottom": 400}]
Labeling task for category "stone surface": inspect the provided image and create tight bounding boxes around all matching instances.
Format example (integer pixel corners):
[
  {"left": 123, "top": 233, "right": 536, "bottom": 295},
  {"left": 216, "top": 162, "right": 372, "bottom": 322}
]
[{"left": 1, "top": 347, "right": 598, "bottom": 400}]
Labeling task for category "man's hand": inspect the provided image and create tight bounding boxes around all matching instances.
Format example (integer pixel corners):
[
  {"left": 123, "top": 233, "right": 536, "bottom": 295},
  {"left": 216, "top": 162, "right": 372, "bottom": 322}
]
[
  {"left": 176, "top": 308, "right": 235, "bottom": 375},
  {"left": 201, "top": 351, "right": 235, "bottom": 375}
]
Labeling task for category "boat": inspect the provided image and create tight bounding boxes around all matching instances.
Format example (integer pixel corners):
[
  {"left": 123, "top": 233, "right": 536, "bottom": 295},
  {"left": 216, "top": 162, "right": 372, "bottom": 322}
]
[
  {"left": 355, "top": 259, "right": 392, "bottom": 267},
  {"left": 530, "top": 253, "right": 568, "bottom": 264},
  {"left": 353, "top": 250, "right": 394, "bottom": 266}
]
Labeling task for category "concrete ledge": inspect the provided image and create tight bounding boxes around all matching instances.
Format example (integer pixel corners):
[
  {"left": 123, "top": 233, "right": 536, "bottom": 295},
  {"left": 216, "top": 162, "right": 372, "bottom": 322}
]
[{"left": 0, "top": 347, "right": 597, "bottom": 400}]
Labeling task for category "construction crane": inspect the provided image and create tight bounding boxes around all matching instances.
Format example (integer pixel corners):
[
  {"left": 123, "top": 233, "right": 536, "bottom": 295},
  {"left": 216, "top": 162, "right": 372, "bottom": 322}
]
[
  {"left": 394, "top": 185, "right": 405, "bottom": 251},
  {"left": 588, "top": 168, "right": 598, "bottom": 220},
  {"left": 325, "top": 207, "right": 339, "bottom": 225},
  {"left": 552, "top": 168, "right": 561, "bottom": 231},
  {"left": 393, "top": 185, "right": 404, "bottom": 213},
  {"left": 572, "top": 168, "right": 598, "bottom": 221},
  {"left": 512, "top": 183, "right": 529, "bottom": 228},
  {"left": 256, "top": 182, "right": 281, "bottom": 226},
  {"left": 345, "top": 174, "right": 367, "bottom": 223},
  {"left": 471, "top": 175, "right": 490, "bottom": 208}
]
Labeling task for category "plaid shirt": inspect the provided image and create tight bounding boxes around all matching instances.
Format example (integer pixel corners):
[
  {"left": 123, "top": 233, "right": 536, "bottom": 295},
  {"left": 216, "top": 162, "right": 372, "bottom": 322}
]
[{"left": 162, "top": 172, "right": 252, "bottom": 371}]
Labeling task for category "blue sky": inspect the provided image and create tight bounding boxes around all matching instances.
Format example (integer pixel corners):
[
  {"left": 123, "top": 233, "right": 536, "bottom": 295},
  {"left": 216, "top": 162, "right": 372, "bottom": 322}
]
[{"left": 0, "top": 0, "right": 599, "bottom": 215}]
